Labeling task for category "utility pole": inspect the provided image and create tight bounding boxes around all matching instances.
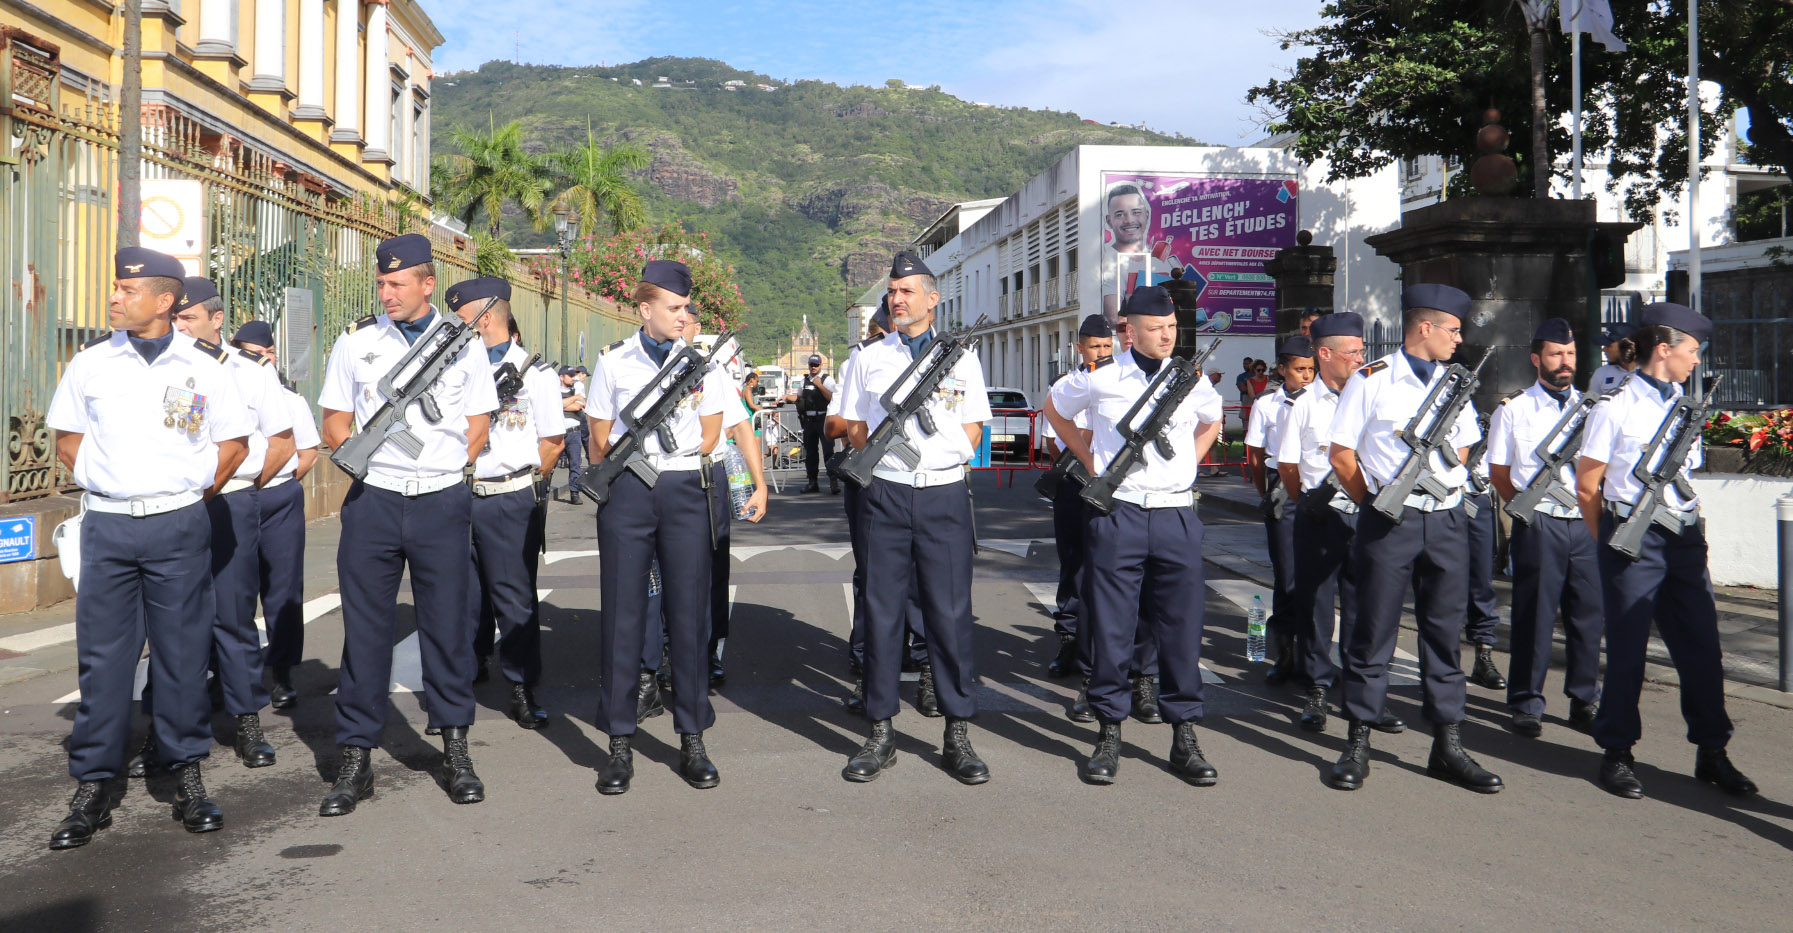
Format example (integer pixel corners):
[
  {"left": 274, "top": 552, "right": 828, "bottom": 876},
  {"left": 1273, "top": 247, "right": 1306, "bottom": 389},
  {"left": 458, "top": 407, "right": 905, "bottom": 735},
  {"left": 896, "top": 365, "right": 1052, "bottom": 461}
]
[
  {"left": 118, "top": 0, "right": 142, "bottom": 247},
  {"left": 1528, "top": 14, "right": 1549, "bottom": 199}
]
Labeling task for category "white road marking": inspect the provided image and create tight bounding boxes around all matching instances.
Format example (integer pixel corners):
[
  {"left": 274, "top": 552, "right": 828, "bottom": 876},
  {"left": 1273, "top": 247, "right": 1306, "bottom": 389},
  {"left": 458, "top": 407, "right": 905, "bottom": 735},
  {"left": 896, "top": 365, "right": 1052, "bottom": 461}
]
[{"left": 543, "top": 549, "right": 599, "bottom": 565}]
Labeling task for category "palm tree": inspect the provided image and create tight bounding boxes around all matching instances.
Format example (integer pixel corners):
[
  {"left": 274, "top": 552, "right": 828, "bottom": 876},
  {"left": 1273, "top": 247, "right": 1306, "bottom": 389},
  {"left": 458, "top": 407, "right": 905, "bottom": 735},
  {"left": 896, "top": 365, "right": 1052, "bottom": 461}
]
[
  {"left": 431, "top": 118, "right": 551, "bottom": 239},
  {"left": 547, "top": 125, "right": 650, "bottom": 235}
]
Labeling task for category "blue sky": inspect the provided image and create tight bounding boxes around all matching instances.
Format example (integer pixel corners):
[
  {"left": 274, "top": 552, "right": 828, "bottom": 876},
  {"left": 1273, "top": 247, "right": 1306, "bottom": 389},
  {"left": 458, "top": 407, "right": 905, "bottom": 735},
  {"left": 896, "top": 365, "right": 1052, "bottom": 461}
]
[{"left": 426, "top": 0, "right": 1327, "bottom": 143}]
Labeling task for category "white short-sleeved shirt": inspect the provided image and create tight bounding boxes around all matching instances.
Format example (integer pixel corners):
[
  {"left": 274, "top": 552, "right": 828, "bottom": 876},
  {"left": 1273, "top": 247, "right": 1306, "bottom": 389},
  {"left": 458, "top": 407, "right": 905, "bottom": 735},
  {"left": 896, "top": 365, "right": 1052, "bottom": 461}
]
[
  {"left": 1589, "top": 363, "right": 1629, "bottom": 395},
  {"left": 273, "top": 388, "right": 321, "bottom": 481},
  {"left": 225, "top": 348, "right": 296, "bottom": 481},
  {"left": 1048, "top": 350, "right": 1225, "bottom": 495},
  {"left": 1487, "top": 382, "right": 1583, "bottom": 497},
  {"left": 317, "top": 309, "right": 500, "bottom": 479},
  {"left": 1244, "top": 387, "right": 1290, "bottom": 468},
  {"left": 47, "top": 331, "right": 253, "bottom": 499},
  {"left": 476, "top": 344, "right": 566, "bottom": 478},
  {"left": 839, "top": 330, "right": 992, "bottom": 472},
  {"left": 587, "top": 331, "right": 736, "bottom": 456},
  {"left": 825, "top": 344, "right": 865, "bottom": 419},
  {"left": 1579, "top": 374, "right": 1702, "bottom": 510},
  {"left": 1276, "top": 378, "right": 1342, "bottom": 490},
  {"left": 1329, "top": 350, "right": 1481, "bottom": 491}
]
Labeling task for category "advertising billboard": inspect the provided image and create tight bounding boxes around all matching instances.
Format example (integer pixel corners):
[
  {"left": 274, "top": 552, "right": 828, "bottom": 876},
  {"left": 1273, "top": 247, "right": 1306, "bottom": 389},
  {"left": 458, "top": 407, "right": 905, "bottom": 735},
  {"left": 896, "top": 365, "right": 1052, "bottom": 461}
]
[{"left": 1097, "top": 173, "right": 1298, "bottom": 336}]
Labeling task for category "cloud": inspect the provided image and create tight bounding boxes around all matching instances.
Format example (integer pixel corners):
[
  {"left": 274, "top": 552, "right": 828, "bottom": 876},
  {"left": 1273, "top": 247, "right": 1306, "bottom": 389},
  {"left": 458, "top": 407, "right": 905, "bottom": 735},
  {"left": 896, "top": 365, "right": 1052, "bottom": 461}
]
[{"left": 430, "top": 0, "right": 653, "bottom": 74}]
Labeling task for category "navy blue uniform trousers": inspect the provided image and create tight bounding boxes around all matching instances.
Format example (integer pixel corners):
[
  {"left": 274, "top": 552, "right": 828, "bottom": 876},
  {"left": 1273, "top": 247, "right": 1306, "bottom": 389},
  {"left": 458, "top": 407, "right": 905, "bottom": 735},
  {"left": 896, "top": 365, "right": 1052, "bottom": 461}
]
[
  {"left": 1592, "top": 512, "right": 1732, "bottom": 752},
  {"left": 1464, "top": 491, "right": 1500, "bottom": 646},
  {"left": 70, "top": 505, "right": 215, "bottom": 780},
  {"left": 207, "top": 487, "right": 269, "bottom": 716},
  {"left": 334, "top": 482, "right": 477, "bottom": 748},
  {"left": 1506, "top": 515, "right": 1603, "bottom": 715},
  {"left": 1051, "top": 478, "right": 1085, "bottom": 638},
  {"left": 256, "top": 479, "right": 307, "bottom": 671},
  {"left": 1082, "top": 502, "right": 1206, "bottom": 724},
  {"left": 597, "top": 470, "right": 714, "bottom": 737},
  {"left": 844, "top": 481, "right": 926, "bottom": 669},
  {"left": 1292, "top": 504, "right": 1358, "bottom": 690},
  {"left": 468, "top": 486, "right": 545, "bottom": 685},
  {"left": 1344, "top": 505, "right": 1470, "bottom": 725},
  {"left": 1261, "top": 472, "right": 1299, "bottom": 641},
  {"left": 860, "top": 477, "right": 975, "bottom": 722},
  {"left": 639, "top": 461, "right": 734, "bottom": 675}
]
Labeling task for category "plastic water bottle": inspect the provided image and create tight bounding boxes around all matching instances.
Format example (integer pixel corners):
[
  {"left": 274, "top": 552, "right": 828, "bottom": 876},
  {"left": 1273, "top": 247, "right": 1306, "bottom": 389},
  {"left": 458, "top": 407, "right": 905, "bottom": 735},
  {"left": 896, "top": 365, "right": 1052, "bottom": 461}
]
[
  {"left": 1245, "top": 595, "right": 1268, "bottom": 662},
  {"left": 724, "top": 443, "right": 755, "bottom": 518}
]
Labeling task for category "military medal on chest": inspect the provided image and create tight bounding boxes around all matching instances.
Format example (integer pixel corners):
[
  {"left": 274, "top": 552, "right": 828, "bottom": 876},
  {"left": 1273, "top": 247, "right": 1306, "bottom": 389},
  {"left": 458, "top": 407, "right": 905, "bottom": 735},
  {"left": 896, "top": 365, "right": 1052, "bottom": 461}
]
[{"left": 163, "top": 385, "right": 206, "bottom": 435}]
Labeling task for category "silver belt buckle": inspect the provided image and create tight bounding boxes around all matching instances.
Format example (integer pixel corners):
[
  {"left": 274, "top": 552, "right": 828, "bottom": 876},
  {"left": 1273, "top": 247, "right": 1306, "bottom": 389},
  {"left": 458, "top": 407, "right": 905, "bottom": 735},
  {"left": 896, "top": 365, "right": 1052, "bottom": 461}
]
[
  {"left": 404, "top": 479, "right": 420, "bottom": 497},
  {"left": 129, "top": 499, "right": 147, "bottom": 518},
  {"left": 912, "top": 471, "right": 927, "bottom": 487}
]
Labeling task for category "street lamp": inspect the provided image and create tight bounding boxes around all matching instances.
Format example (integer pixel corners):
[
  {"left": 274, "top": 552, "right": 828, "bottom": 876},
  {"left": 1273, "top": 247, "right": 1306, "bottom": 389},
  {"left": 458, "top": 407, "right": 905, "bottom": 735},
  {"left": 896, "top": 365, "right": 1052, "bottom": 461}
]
[{"left": 554, "top": 206, "right": 581, "bottom": 362}]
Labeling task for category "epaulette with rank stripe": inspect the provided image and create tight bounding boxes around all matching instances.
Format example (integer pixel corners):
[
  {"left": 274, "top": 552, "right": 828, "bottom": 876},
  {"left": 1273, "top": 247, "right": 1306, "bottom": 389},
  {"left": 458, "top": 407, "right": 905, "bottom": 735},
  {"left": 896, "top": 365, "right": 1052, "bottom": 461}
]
[
  {"left": 344, "top": 313, "right": 379, "bottom": 334},
  {"left": 192, "top": 337, "right": 231, "bottom": 363},
  {"left": 80, "top": 332, "right": 114, "bottom": 350},
  {"left": 601, "top": 338, "right": 627, "bottom": 355},
  {"left": 1084, "top": 355, "right": 1115, "bottom": 372},
  {"left": 1356, "top": 360, "right": 1389, "bottom": 378},
  {"left": 531, "top": 360, "right": 554, "bottom": 372},
  {"left": 1253, "top": 387, "right": 1277, "bottom": 400},
  {"left": 857, "top": 334, "right": 882, "bottom": 349},
  {"left": 235, "top": 346, "right": 272, "bottom": 366},
  {"left": 1497, "top": 388, "right": 1525, "bottom": 405}
]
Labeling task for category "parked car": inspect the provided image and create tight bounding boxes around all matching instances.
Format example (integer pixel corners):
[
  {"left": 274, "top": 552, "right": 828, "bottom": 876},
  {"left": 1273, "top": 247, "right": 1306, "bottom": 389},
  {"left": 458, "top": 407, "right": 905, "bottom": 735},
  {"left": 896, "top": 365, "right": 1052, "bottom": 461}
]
[{"left": 985, "top": 387, "right": 1035, "bottom": 461}]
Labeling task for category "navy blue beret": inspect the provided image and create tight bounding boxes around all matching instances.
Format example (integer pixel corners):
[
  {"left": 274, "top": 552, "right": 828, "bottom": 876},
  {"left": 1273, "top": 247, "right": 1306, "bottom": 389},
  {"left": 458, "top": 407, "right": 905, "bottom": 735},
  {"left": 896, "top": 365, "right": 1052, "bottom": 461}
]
[
  {"left": 115, "top": 247, "right": 185, "bottom": 282},
  {"left": 1078, "top": 313, "right": 1114, "bottom": 339},
  {"left": 1309, "top": 311, "right": 1364, "bottom": 340},
  {"left": 1278, "top": 335, "right": 1316, "bottom": 359},
  {"left": 232, "top": 320, "right": 275, "bottom": 347},
  {"left": 1122, "top": 285, "right": 1175, "bottom": 317},
  {"left": 176, "top": 276, "right": 219, "bottom": 311},
  {"left": 1601, "top": 321, "right": 1636, "bottom": 345},
  {"left": 890, "top": 250, "right": 933, "bottom": 279},
  {"left": 1532, "top": 317, "right": 1574, "bottom": 345},
  {"left": 1639, "top": 302, "right": 1713, "bottom": 343},
  {"left": 445, "top": 276, "right": 511, "bottom": 312},
  {"left": 376, "top": 233, "right": 434, "bottom": 274},
  {"left": 1402, "top": 283, "right": 1473, "bottom": 322},
  {"left": 641, "top": 259, "right": 692, "bottom": 297}
]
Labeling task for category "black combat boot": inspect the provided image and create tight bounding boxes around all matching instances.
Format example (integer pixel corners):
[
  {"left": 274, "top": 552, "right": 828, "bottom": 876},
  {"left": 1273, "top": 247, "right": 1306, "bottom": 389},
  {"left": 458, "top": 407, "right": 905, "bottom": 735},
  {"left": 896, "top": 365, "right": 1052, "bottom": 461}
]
[
  {"left": 1371, "top": 710, "right": 1407, "bottom": 734},
  {"left": 171, "top": 762, "right": 223, "bottom": 833},
  {"left": 1568, "top": 699, "right": 1599, "bottom": 732},
  {"left": 48, "top": 780, "right": 116, "bottom": 850},
  {"left": 1067, "top": 679, "right": 1095, "bottom": 723},
  {"left": 1426, "top": 723, "right": 1503, "bottom": 793},
  {"left": 708, "top": 639, "right": 726, "bottom": 687},
  {"left": 1510, "top": 712, "right": 1543, "bottom": 738},
  {"left": 126, "top": 734, "right": 158, "bottom": 779},
  {"left": 1265, "top": 632, "right": 1297, "bottom": 686},
  {"left": 1082, "top": 720, "right": 1123, "bottom": 785},
  {"left": 680, "top": 732, "right": 720, "bottom": 789},
  {"left": 1169, "top": 722, "right": 1218, "bottom": 786},
  {"left": 1599, "top": 748, "right": 1644, "bottom": 799},
  {"left": 1468, "top": 644, "right": 1506, "bottom": 690},
  {"left": 1695, "top": 747, "right": 1758, "bottom": 796},
  {"left": 941, "top": 718, "right": 990, "bottom": 785},
  {"left": 269, "top": 666, "right": 297, "bottom": 710},
  {"left": 596, "top": 735, "right": 634, "bottom": 795},
  {"left": 916, "top": 664, "right": 942, "bottom": 718},
  {"left": 319, "top": 745, "right": 375, "bottom": 816},
  {"left": 509, "top": 682, "right": 549, "bottom": 729},
  {"left": 1300, "top": 687, "right": 1329, "bottom": 732},
  {"left": 440, "top": 728, "right": 485, "bottom": 804},
  {"left": 1131, "top": 675, "right": 1163, "bottom": 724},
  {"left": 843, "top": 719, "right": 897, "bottom": 782},
  {"left": 844, "top": 677, "right": 866, "bottom": 716},
  {"left": 1329, "top": 721, "right": 1371, "bottom": 791},
  {"left": 1046, "top": 633, "right": 1078, "bottom": 678},
  {"left": 636, "top": 670, "right": 665, "bottom": 723},
  {"left": 234, "top": 713, "right": 276, "bottom": 768}
]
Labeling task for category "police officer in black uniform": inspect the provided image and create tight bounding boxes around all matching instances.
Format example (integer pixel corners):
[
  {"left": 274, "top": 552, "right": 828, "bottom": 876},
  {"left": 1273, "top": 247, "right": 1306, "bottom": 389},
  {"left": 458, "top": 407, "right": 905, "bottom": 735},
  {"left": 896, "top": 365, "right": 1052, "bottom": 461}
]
[
  {"left": 45, "top": 248, "right": 251, "bottom": 848},
  {"left": 792, "top": 354, "right": 838, "bottom": 493}
]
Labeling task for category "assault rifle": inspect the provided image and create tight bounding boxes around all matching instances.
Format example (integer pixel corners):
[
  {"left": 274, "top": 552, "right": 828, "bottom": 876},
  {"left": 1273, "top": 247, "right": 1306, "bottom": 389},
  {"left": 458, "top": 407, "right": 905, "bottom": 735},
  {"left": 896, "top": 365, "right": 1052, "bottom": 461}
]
[
  {"left": 494, "top": 352, "right": 542, "bottom": 406},
  {"left": 1503, "top": 393, "right": 1598, "bottom": 526},
  {"left": 1368, "top": 350, "right": 1491, "bottom": 522},
  {"left": 579, "top": 330, "right": 737, "bottom": 507},
  {"left": 331, "top": 299, "right": 495, "bottom": 480},
  {"left": 1033, "top": 446, "right": 1090, "bottom": 499},
  {"left": 1079, "top": 338, "right": 1222, "bottom": 516},
  {"left": 1296, "top": 469, "right": 1348, "bottom": 516},
  {"left": 835, "top": 326, "right": 983, "bottom": 489},
  {"left": 1606, "top": 374, "right": 1721, "bottom": 561}
]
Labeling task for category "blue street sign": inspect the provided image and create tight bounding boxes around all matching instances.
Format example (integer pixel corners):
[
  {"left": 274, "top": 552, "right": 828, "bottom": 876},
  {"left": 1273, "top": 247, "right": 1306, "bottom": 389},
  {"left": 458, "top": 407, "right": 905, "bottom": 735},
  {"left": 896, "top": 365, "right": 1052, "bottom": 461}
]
[{"left": 0, "top": 516, "right": 36, "bottom": 563}]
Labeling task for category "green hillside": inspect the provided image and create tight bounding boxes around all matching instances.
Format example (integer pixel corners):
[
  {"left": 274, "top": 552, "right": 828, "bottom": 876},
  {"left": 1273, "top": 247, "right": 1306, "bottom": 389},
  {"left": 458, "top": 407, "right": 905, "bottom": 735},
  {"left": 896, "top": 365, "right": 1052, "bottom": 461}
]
[{"left": 432, "top": 57, "right": 1190, "bottom": 360}]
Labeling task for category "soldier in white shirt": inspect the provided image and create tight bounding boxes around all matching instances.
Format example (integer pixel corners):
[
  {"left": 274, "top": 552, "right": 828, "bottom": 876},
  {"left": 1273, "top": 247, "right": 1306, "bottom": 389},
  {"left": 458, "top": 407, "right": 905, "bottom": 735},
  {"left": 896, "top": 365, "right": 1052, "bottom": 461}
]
[
  {"left": 1587, "top": 322, "right": 1636, "bottom": 395},
  {"left": 45, "top": 248, "right": 252, "bottom": 849},
  {"left": 587, "top": 260, "right": 742, "bottom": 796},
  {"left": 227, "top": 320, "right": 320, "bottom": 712},
  {"left": 1244, "top": 335, "right": 1315, "bottom": 686},
  {"left": 1045, "top": 285, "right": 1225, "bottom": 786},
  {"left": 449, "top": 278, "right": 565, "bottom": 730},
  {"left": 837, "top": 251, "right": 992, "bottom": 784},
  {"left": 1326, "top": 284, "right": 1501, "bottom": 794},
  {"left": 316, "top": 233, "right": 499, "bottom": 816},
  {"left": 1575, "top": 302, "right": 1755, "bottom": 800},
  {"left": 1276, "top": 312, "right": 1406, "bottom": 737},
  {"left": 1485, "top": 318, "right": 1602, "bottom": 740},
  {"left": 159, "top": 277, "right": 295, "bottom": 773}
]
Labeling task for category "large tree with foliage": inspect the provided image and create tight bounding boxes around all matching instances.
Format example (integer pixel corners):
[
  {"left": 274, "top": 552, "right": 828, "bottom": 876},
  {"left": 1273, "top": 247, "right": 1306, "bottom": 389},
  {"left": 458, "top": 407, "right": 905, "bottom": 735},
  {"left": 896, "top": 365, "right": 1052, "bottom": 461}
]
[
  {"left": 431, "top": 120, "right": 552, "bottom": 238},
  {"left": 1247, "top": 1, "right": 1793, "bottom": 220},
  {"left": 547, "top": 128, "right": 651, "bottom": 235}
]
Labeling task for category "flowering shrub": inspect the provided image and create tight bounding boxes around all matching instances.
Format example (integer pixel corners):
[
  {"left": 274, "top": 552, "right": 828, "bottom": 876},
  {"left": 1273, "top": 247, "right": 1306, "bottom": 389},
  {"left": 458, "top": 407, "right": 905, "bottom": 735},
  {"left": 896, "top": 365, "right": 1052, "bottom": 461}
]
[
  {"left": 1703, "top": 410, "right": 1793, "bottom": 458},
  {"left": 526, "top": 224, "right": 747, "bottom": 333}
]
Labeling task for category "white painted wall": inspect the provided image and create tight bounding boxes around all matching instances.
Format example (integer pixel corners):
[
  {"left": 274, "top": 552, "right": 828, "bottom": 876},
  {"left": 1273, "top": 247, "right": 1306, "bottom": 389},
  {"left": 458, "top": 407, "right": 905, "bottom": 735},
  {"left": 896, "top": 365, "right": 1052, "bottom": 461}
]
[{"left": 1688, "top": 473, "right": 1793, "bottom": 587}]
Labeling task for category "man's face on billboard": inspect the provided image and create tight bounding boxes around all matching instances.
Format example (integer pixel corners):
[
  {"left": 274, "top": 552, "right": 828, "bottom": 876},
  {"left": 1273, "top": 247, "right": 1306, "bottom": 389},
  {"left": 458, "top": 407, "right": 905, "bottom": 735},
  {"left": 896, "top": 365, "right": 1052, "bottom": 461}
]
[{"left": 1105, "top": 191, "right": 1149, "bottom": 252}]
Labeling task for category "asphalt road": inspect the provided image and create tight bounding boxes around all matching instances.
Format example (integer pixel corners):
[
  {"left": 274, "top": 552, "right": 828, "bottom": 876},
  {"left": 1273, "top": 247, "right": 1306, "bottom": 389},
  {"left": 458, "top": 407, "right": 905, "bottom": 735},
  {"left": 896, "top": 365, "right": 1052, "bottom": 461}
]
[{"left": 1, "top": 478, "right": 1790, "bottom": 931}]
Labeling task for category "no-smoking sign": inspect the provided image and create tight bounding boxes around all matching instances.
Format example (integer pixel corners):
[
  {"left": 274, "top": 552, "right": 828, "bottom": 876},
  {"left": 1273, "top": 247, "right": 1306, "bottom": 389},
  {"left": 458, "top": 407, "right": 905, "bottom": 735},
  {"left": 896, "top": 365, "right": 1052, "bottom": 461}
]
[{"left": 138, "top": 179, "right": 203, "bottom": 275}]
